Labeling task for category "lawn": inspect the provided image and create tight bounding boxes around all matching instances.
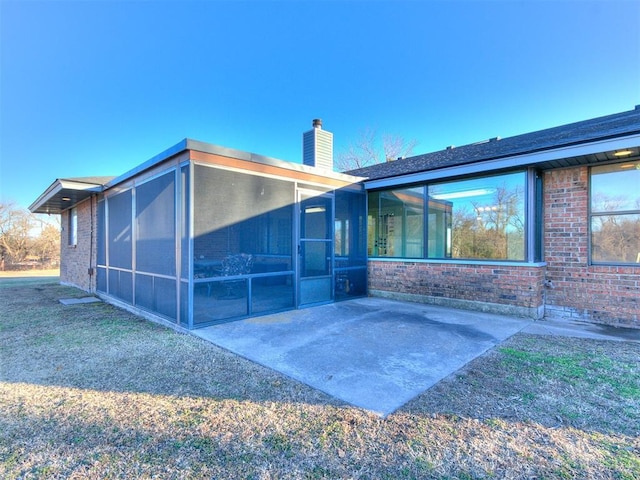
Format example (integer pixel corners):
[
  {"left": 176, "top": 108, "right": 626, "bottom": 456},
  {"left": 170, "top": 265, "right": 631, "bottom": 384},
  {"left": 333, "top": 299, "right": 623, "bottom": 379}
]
[{"left": 1, "top": 281, "right": 639, "bottom": 479}]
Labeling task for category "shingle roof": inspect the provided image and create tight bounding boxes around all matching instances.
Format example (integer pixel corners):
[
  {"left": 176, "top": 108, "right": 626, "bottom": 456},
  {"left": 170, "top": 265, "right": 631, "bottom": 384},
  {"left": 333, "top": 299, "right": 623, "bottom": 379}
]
[{"left": 348, "top": 107, "right": 640, "bottom": 180}]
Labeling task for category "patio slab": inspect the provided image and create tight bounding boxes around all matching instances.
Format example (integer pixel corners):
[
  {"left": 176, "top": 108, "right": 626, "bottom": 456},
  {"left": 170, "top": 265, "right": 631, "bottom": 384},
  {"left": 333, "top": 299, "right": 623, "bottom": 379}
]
[{"left": 194, "top": 297, "right": 532, "bottom": 416}]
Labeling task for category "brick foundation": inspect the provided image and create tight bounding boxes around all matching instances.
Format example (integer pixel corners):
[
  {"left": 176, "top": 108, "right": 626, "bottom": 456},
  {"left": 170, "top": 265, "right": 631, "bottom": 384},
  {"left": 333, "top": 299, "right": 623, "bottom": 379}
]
[{"left": 368, "top": 260, "right": 545, "bottom": 319}]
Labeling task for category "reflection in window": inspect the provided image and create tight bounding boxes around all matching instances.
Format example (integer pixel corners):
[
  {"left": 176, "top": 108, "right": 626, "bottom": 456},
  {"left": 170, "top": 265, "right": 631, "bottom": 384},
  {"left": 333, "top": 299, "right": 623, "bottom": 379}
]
[
  {"left": 429, "top": 172, "right": 526, "bottom": 260},
  {"left": 368, "top": 172, "right": 527, "bottom": 261},
  {"left": 591, "top": 163, "right": 640, "bottom": 264},
  {"left": 68, "top": 207, "right": 77, "bottom": 246},
  {"left": 368, "top": 187, "right": 424, "bottom": 258}
]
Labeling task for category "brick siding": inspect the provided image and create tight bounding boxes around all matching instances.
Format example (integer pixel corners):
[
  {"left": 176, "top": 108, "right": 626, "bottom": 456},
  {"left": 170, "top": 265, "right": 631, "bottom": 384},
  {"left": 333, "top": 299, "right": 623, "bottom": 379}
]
[
  {"left": 543, "top": 166, "right": 639, "bottom": 327},
  {"left": 368, "top": 260, "right": 545, "bottom": 318},
  {"left": 60, "top": 197, "right": 97, "bottom": 293},
  {"left": 366, "top": 164, "right": 639, "bottom": 328}
]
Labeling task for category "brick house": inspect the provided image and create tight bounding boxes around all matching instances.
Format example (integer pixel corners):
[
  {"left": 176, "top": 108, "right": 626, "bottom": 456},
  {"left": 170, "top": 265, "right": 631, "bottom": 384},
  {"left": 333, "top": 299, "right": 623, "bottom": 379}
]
[
  {"left": 350, "top": 106, "right": 639, "bottom": 327},
  {"left": 30, "top": 109, "right": 640, "bottom": 329}
]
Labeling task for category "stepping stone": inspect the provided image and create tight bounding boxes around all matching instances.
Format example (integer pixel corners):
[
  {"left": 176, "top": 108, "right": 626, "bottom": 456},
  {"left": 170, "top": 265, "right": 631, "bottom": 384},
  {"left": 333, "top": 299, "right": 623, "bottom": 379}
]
[{"left": 59, "top": 297, "right": 101, "bottom": 305}]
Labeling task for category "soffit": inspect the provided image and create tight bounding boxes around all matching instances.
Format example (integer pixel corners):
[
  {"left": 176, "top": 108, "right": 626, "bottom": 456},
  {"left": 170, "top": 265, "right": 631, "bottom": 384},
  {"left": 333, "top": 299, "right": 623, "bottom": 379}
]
[{"left": 29, "top": 177, "right": 114, "bottom": 214}]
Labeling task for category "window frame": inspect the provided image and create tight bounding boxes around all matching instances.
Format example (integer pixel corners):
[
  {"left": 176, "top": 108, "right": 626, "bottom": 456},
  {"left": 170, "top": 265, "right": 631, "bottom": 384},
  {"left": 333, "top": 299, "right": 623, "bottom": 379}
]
[
  {"left": 68, "top": 207, "right": 78, "bottom": 247},
  {"left": 368, "top": 186, "right": 426, "bottom": 259},
  {"left": 367, "top": 169, "right": 533, "bottom": 263},
  {"left": 589, "top": 161, "right": 640, "bottom": 266}
]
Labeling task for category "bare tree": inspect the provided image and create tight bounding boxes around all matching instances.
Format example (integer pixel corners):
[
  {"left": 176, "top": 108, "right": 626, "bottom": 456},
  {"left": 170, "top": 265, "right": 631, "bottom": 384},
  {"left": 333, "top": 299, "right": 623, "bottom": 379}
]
[
  {"left": 0, "top": 203, "right": 61, "bottom": 270},
  {"left": 0, "top": 202, "right": 32, "bottom": 269},
  {"left": 451, "top": 183, "right": 525, "bottom": 260},
  {"left": 335, "top": 128, "right": 417, "bottom": 172},
  {"left": 31, "top": 221, "right": 61, "bottom": 266}
]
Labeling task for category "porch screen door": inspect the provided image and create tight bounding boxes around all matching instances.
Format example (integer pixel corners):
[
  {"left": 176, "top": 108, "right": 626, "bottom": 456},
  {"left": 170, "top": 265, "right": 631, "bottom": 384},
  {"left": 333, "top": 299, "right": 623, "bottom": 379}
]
[{"left": 298, "top": 192, "right": 333, "bottom": 306}]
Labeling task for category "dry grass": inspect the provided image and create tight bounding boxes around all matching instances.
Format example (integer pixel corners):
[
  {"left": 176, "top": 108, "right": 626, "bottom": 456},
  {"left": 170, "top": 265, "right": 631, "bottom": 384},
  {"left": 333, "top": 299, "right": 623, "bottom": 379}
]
[
  {"left": 1, "top": 282, "right": 638, "bottom": 479},
  {"left": 0, "top": 269, "right": 59, "bottom": 278}
]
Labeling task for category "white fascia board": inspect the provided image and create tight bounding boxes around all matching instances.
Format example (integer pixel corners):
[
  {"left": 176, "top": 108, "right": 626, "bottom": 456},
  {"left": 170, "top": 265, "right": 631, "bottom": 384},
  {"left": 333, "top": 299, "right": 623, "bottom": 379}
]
[
  {"left": 364, "top": 134, "right": 640, "bottom": 190},
  {"left": 29, "top": 178, "right": 104, "bottom": 213},
  {"left": 58, "top": 179, "right": 105, "bottom": 191},
  {"left": 29, "top": 181, "right": 64, "bottom": 212}
]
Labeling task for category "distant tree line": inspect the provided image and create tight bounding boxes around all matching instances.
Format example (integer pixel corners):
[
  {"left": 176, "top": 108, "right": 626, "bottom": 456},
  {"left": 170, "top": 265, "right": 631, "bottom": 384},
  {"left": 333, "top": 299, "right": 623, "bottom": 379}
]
[{"left": 0, "top": 202, "right": 60, "bottom": 270}]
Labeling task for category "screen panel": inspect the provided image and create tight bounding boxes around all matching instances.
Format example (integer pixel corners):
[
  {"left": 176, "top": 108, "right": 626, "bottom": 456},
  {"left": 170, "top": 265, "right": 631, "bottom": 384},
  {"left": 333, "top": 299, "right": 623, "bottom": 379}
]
[{"left": 136, "top": 172, "right": 176, "bottom": 276}]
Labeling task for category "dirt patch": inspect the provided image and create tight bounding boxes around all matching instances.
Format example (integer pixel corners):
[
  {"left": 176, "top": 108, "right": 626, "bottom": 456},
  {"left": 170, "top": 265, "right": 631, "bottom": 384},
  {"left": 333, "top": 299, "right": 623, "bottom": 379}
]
[{"left": 1, "top": 282, "right": 638, "bottom": 479}]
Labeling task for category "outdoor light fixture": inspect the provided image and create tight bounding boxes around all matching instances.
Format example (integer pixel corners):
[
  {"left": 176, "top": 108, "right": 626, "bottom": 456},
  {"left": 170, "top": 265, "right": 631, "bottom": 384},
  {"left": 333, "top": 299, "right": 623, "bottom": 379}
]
[
  {"left": 614, "top": 149, "right": 633, "bottom": 157},
  {"left": 61, "top": 197, "right": 71, "bottom": 201}
]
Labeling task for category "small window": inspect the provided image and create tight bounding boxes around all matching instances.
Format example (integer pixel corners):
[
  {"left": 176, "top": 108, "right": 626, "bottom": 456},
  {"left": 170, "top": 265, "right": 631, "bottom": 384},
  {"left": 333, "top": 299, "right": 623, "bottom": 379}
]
[
  {"left": 590, "top": 162, "right": 640, "bottom": 264},
  {"left": 68, "top": 207, "right": 78, "bottom": 246}
]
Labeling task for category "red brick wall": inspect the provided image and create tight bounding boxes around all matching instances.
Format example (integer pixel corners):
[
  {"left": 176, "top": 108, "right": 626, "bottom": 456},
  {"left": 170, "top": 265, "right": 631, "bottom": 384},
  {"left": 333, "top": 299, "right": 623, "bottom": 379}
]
[
  {"left": 543, "top": 166, "right": 639, "bottom": 327},
  {"left": 366, "top": 165, "right": 639, "bottom": 327},
  {"left": 60, "top": 196, "right": 97, "bottom": 293},
  {"left": 368, "top": 260, "right": 545, "bottom": 318}
]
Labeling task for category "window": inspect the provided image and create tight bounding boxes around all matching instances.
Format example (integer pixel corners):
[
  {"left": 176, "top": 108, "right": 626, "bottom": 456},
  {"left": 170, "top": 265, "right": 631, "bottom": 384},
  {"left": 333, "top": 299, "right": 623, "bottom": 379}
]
[
  {"left": 68, "top": 207, "right": 77, "bottom": 246},
  {"left": 367, "top": 171, "right": 527, "bottom": 261},
  {"left": 429, "top": 172, "right": 526, "bottom": 261},
  {"left": 590, "top": 162, "right": 640, "bottom": 264},
  {"left": 368, "top": 187, "right": 424, "bottom": 258}
]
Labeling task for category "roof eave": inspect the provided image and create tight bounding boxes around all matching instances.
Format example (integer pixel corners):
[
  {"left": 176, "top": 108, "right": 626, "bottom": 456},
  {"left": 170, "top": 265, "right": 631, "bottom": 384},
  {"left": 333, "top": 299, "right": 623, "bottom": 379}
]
[
  {"left": 29, "top": 178, "right": 106, "bottom": 215},
  {"left": 364, "top": 133, "right": 640, "bottom": 190}
]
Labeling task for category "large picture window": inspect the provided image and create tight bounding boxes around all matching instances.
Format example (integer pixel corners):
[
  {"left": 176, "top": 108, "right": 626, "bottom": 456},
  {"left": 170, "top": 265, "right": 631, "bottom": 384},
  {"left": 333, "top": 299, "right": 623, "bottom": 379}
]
[
  {"left": 429, "top": 172, "right": 526, "bottom": 261},
  {"left": 590, "top": 162, "right": 640, "bottom": 264},
  {"left": 367, "top": 171, "right": 527, "bottom": 261}
]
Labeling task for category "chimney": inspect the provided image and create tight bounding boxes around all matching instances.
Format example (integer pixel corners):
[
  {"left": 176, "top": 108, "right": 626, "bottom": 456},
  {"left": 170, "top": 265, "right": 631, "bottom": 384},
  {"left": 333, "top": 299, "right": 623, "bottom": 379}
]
[{"left": 303, "top": 118, "right": 333, "bottom": 170}]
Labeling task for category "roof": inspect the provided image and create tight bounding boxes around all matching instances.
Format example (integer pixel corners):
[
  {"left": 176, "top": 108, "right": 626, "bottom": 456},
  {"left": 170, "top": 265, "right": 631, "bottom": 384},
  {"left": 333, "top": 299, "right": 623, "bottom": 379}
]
[
  {"left": 29, "top": 138, "right": 364, "bottom": 215},
  {"left": 349, "top": 106, "right": 640, "bottom": 182},
  {"left": 104, "top": 138, "right": 363, "bottom": 191},
  {"left": 29, "top": 176, "right": 116, "bottom": 214}
]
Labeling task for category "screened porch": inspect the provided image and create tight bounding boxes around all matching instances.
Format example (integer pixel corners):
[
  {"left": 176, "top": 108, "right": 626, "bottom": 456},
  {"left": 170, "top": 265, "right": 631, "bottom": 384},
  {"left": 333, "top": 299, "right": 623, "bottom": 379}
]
[{"left": 96, "top": 149, "right": 367, "bottom": 329}]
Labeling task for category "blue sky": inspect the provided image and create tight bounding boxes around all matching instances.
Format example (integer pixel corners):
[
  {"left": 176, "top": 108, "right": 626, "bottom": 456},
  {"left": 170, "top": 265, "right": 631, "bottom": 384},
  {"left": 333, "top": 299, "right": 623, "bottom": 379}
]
[{"left": 1, "top": 0, "right": 639, "bottom": 211}]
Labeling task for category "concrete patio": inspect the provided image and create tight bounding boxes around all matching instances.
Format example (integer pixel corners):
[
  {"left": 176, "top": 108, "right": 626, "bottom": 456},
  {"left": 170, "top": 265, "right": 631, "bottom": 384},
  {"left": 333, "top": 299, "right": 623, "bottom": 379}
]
[{"left": 194, "top": 297, "right": 534, "bottom": 416}]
